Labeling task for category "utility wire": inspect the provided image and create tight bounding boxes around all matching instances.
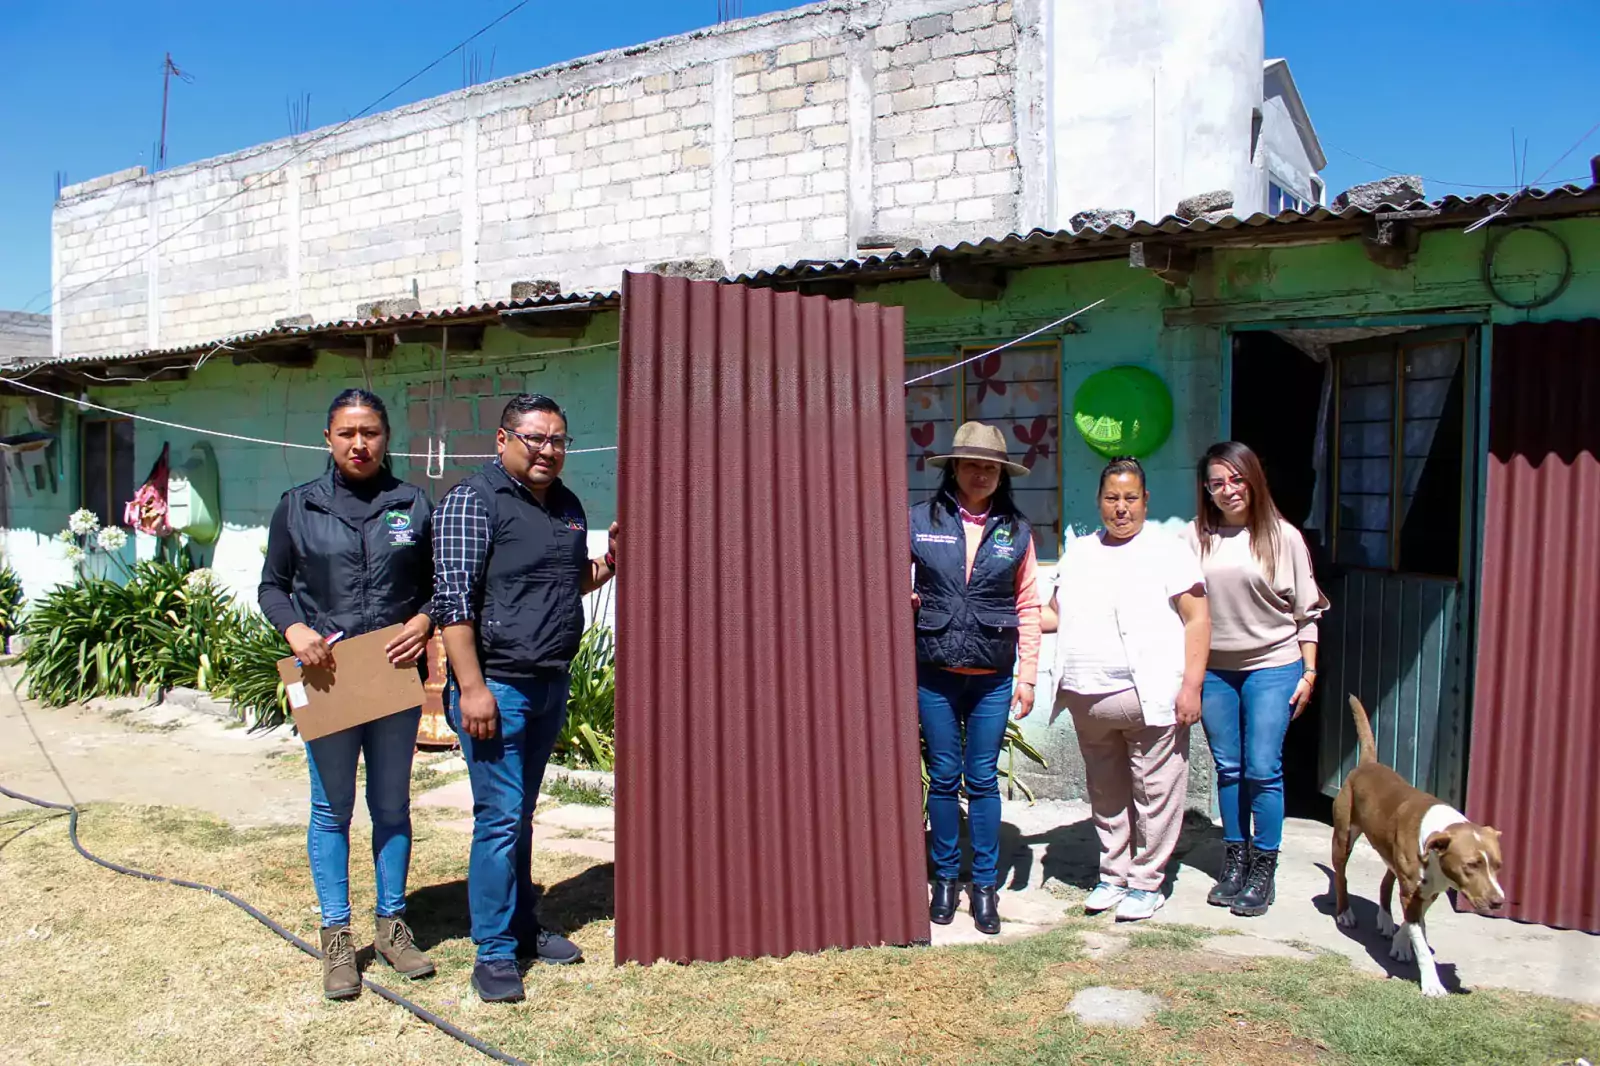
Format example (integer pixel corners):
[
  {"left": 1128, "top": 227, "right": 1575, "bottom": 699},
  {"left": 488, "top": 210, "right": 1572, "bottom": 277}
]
[{"left": 29, "top": 0, "right": 533, "bottom": 317}]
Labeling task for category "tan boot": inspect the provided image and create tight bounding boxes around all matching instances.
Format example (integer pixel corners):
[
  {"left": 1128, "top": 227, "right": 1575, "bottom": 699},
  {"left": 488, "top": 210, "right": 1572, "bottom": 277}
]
[
  {"left": 375, "top": 915, "right": 436, "bottom": 979},
  {"left": 320, "top": 924, "right": 360, "bottom": 1000}
]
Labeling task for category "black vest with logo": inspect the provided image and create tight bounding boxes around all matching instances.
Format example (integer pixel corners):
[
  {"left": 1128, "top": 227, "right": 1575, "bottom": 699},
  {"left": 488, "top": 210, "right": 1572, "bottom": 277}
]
[
  {"left": 461, "top": 463, "right": 589, "bottom": 679},
  {"left": 910, "top": 498, "right": 1032, "bottom": 672},
  {"left": 280, "top": 472, "right": 433, "bottom": 640}
]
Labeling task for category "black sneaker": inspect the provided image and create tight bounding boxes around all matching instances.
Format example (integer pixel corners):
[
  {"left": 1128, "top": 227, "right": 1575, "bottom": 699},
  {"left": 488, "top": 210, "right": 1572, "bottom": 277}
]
[
  {"left": 518, "top": 929, "right": 583, "bottom": 965},
  {"left": 471, "top": 959, "right": 526, "bottom": 1003}
]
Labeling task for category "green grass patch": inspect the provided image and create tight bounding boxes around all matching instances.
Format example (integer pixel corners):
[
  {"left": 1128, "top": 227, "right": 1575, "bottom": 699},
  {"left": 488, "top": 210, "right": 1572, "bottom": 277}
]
[{"left": 545, "top": 776, "right": 612, "bottom": 807}]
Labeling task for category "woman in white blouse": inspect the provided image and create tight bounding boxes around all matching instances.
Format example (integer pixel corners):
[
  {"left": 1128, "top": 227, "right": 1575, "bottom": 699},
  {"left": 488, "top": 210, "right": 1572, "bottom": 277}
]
[
  {"left": 1042, "top": 457, "right": 1211, "bottom": 922},
  {"left": 1182, "top": 441, "right": 1328, "bottom": 918}
]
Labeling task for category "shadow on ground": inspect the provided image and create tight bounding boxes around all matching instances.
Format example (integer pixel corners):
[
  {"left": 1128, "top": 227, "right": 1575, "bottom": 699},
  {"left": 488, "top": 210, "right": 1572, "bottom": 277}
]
[
  {"left": 1309, "top": 860, "right": 1466, "bottom": 995},
  {"left": 405, "top": 862, "right": 616, "bottom": 950},
  {"left": 930, "top": 808, "right": 1228, "bottom": 898}
]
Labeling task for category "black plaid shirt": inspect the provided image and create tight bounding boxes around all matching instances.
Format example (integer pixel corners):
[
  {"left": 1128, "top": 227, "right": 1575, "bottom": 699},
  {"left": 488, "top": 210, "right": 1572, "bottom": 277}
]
[{"left": 430, "top": 461, "right": 516, "bottom": 626}]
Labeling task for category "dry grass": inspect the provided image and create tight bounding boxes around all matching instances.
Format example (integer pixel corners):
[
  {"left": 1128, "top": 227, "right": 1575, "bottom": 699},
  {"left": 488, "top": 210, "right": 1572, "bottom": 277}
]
[{"left": 0, "top": 803, "right": 1595, "bottom": 1066}]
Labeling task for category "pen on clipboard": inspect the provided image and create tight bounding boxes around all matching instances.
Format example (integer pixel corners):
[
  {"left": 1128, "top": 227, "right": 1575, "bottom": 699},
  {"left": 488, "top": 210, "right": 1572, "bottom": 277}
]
[{"left": 294, "top": 630, "right": 344, "bottom": 668}]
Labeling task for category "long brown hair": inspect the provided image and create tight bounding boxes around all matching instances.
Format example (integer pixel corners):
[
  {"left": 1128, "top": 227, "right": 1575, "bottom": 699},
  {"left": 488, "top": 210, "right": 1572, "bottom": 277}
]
[{"left": 1195, "top": 441, "right": 1281, "bottom": 580}]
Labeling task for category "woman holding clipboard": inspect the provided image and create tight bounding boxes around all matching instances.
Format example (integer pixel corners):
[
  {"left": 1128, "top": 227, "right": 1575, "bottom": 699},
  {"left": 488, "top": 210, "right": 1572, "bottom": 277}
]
[{"left": 258, "top": 388, "right": 437, "bottom": 1000}]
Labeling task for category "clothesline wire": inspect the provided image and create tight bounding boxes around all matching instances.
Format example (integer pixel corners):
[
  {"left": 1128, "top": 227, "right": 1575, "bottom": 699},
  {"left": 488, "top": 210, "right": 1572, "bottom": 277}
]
[{"left": 0, "top": 284, "right": 1128, "bottom": 460}]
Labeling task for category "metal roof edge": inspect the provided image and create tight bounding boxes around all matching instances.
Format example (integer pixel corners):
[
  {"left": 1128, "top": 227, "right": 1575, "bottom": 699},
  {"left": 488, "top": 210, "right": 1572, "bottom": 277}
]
[{"left": 5, "top": 291, "right": 620, "bottom": 375}]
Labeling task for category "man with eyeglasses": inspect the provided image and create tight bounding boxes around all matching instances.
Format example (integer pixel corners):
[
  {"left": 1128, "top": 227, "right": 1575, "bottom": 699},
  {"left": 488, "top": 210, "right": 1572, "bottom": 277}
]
[{"left": 431, "top": 392, "right": 618, "bottom": 1003}]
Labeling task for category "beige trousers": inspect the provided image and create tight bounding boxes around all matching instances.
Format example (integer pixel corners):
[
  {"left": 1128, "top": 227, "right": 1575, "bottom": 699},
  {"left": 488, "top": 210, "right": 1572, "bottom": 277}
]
[{"left": 1062, "top": 687, "right": 1190, "bottom": 892}]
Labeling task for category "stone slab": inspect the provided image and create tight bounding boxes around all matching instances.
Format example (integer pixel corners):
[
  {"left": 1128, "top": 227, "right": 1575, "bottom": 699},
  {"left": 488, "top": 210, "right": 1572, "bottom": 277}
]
[
  {"left": 1201, "top": 934, "right": 1315, "bottom": 961},
  {"left": 540, "top": 836, "right": 616, "bottom": 861},
  {"left": 1078, "top": 931, "right": 1129, "bottom": 961},
  {"left": 1068, "top": 987, "right": 1164, "bottom": 1028},
  {"left": 536, "top": 803, "right": 616, "bottom": 831},
  {"left": 415, "top": 779, "right": 475, "bottom": 810}
]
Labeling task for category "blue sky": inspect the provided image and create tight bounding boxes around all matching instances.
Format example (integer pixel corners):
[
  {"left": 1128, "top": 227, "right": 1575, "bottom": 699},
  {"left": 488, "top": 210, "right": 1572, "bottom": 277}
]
[{"left": 1, "top": 0, "right": 1596, "bottom": 311}]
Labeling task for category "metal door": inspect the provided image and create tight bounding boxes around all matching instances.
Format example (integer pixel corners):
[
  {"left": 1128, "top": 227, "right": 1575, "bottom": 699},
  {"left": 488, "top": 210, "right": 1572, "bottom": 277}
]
[{"left": 1317, "top": 331, "right": 1475, "bottom": 802}]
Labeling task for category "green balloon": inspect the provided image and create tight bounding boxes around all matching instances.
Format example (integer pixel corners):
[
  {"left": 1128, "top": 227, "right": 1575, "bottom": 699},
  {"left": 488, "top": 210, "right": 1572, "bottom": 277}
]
[{"left": 1072, "top": 365, "right": 1174, "bottom": 458}]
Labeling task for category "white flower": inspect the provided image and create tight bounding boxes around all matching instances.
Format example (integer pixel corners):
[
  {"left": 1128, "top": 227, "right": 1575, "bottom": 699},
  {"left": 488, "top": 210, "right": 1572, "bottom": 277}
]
[
  {"left": 64, "top": 545, "right": 86, "bottom": 564},
  {"left": 56, "top": 530, "right": 75, "bottom": 544},
  {"left": 96, "top": 527, "right": 128, "bottom": 552},
  {"left": 68, "top": 509, "right": 100, "bottom": 536},
  {"left": 185, "top": 568, "right": 215, "bottom": 591}
]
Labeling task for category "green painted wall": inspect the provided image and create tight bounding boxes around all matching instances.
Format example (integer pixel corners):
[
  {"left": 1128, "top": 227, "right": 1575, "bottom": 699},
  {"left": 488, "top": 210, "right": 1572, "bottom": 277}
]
[{"left": 0, "top": 316, "right": 621, "bottom": 605}]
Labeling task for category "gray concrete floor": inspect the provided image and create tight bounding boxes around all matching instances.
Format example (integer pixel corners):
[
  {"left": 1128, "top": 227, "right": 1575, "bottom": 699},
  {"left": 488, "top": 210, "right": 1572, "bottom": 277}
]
[{"left": 991, "top": 797, "right": 1599, "bottom": 1005}]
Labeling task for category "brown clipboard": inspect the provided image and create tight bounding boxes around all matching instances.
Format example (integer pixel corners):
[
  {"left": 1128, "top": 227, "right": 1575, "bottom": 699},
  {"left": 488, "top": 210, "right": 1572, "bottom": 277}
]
[{"left": 275, "top": 623, "right": 427, "bottom": 741}]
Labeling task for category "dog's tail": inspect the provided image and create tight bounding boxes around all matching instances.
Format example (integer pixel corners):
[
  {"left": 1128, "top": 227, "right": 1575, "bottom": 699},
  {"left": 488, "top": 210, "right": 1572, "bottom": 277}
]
[{"left": 1348, "top": 695, "right": 1378, "bottom": 765}]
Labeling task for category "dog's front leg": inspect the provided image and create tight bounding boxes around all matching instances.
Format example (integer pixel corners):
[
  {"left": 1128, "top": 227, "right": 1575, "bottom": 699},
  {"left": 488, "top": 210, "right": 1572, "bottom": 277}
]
[
  {"left": 1391, "top": 888, "right": 1447, "bottom": 997},
  {"left": 1375, "top": 871, "right": 1398, "bottom": 938}
]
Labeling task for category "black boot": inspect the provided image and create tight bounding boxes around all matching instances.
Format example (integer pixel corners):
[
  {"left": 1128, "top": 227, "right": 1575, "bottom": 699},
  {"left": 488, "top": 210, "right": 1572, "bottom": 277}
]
[
  {"left": 970, "top": 884, "right": 1000, "bottom": 935},
  {"left": 1230, "top": 849, "right": 1278, "bottom": 917},
  {"left": 929, "top": 880, "right": 960, "bottom": 925},
  {"left": 1207, "top": 842, "right": 1250, "bottom": 907}
]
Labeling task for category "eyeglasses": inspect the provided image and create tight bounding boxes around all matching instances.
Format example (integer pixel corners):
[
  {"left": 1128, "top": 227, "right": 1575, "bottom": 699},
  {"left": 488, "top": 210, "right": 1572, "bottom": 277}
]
[
  {"left": 1206, "top": 475, "right": 1247, "bottom": 494},
  {"left": 507, "top": 430, "right": 575, "bottom": 453}
]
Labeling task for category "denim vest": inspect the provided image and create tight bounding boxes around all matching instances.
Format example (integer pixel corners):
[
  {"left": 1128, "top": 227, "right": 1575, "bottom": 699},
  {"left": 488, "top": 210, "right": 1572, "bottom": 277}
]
[{"left": 910, "top": 499, "right": 1031, "bottom": 672}]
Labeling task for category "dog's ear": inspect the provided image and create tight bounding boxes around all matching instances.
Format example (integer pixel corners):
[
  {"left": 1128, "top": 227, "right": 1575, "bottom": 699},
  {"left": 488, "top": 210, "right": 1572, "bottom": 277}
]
[{"left": 1424, "top": 832, "right": 1453, "bottom": 855}]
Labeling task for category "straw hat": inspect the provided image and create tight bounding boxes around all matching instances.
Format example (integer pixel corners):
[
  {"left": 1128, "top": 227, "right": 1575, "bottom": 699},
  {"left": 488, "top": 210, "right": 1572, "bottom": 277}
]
[{"left": 927, "top": 421, "right": 1029, "bottom": 477}]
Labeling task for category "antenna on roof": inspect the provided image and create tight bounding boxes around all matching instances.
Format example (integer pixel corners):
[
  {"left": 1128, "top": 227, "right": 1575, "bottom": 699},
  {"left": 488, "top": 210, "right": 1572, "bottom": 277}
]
[
  {"left": 717, "top": 0, "right": 742, "bottom": 23},
  {"left": 463, "top": 46, "right": 496, "bottom": 88},
  {"left": 287, "top": 92, "right": 312, "bottom": 137},
  {"left": 156, "top": 53, "right": 194, "bottom": 171},
  {"left": 54, "top": 170, "right": 68, "bottom": 200}
]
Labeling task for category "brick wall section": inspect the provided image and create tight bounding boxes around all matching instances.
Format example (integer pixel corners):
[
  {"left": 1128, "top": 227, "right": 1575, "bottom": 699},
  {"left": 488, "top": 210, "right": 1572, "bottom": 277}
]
[
  {"left": 476, "top": 68, "right": 717, "bottom": 297},
  {"left": 53, "top": 0, "right": 1032, "bottom": 359},
  {"left": 729, "top": 38, "right": 852, "bottom": 267},
  {"left": 872, "top": 3, "right": 1020, "bottom": 237}
]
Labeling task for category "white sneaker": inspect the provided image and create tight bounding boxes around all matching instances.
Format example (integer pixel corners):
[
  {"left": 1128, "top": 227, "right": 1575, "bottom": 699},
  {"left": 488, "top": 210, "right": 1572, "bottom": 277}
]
[
  {"left": 1114, "top": 889, "right": 1165, "bottom": 922},
  {"left": 1084, "top": 882, "right": 1128, "bottom": 913}
]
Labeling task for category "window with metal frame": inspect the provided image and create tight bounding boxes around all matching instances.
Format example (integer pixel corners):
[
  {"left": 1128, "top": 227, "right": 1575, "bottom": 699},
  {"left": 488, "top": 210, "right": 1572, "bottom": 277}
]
[
  {"left": 904, "top": 342, "right": 1062, "bottom": 557},
  {"left": 1332, "top": 335, "right": 1467, "bottom": 576},
  {"left": 80, "top": 417, "right": 136, "bottom": 528}
]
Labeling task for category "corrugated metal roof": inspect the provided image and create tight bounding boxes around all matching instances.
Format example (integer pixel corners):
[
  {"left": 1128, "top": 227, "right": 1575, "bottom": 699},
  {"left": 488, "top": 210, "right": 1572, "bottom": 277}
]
[
  {"left": 733, "top": 184, "right": 1600, "bottom": 285},
  {"left": 613, "top": 271, "right": 930, "bottom": 964},
  {"left": 9, "top": 290, "right": 620, "bottom": 372},
  {"left": 1468, "top": 318, "right": 1600, "bottom": 933}
]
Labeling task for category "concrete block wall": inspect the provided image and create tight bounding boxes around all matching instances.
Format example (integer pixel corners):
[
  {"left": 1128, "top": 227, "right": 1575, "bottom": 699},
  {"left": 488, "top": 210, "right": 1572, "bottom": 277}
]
[{"left": 52, "top": 0, "right": 1044, "bottom": 360}]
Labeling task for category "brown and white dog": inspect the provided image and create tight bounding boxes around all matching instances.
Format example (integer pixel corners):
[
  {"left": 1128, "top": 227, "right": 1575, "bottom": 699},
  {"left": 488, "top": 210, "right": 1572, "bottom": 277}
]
[{"left": 1332, "top": 696, "right": 1506, "bottom": 997}]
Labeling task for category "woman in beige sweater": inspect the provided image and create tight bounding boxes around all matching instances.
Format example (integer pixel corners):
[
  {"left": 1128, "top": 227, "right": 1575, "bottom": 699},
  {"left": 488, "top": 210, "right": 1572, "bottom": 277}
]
[{"left": 1182, "top": 441, "right": 1328, "bottom": 919}]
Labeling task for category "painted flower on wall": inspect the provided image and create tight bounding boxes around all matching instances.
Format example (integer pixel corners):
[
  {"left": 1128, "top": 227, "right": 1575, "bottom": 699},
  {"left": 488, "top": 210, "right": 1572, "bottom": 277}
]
[
  {"left": 1012, "top": 416, "right": 1058, "bottom": 470},
  {"left": 970, "top": 354, "right": 1008, "bottom": 403},
  {"left": 910, "top": 422, "right": 937, "bottom": 471}
]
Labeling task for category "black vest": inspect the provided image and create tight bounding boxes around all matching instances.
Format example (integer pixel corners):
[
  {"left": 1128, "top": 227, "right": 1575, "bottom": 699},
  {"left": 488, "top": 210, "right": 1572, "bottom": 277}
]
[
  {"left": 279, "top": 472, "right": 433, "bottom": 639},
  {"left": 461, "top": 463, "right": 589, "bottom": 679},
  {"left": 910, "top": 499, "right": 1031, "bottom": 672}
]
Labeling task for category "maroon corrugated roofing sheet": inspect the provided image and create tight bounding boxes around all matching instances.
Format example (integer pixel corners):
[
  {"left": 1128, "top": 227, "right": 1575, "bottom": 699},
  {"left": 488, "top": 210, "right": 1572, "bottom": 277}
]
[
  {"left": 613, "top": 271, "right": 929, "bottom": 964},
  {"left": 1468, "top": 319, "right": 1600, "bottom": 933}
]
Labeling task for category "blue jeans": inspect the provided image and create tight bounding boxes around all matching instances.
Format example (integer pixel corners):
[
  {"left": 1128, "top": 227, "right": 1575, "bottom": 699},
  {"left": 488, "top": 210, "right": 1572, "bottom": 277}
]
[
  {"left": 305, "top": 707, "right": 421, "bottom": 926},
  {"left": 447, "top": 673, "right": 569, "bottom": 962},
  {"left": 1201, "top": 661, "right": 1303, "bottom": 852},
  {"left": 917, "top": 665, "right": 1012, "bottom": 887}
]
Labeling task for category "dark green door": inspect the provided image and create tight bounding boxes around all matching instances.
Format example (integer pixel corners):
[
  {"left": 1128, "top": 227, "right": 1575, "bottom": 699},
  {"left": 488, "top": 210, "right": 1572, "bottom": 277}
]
[{"left": 1317, "top": 332, "right": 1474, "bottom": 804}]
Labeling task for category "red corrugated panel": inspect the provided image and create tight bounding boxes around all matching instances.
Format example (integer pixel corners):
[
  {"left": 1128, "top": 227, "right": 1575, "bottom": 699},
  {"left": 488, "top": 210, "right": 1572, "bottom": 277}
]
[
  {"left": 613, "top": 271, "right": 929, "bottom": 964},
  {"left": 1468, "top": 319, "right": 1600, "bottom": 932}
]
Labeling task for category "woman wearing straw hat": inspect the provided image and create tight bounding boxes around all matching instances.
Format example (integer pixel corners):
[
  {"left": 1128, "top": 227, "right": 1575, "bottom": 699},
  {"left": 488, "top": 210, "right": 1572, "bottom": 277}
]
[{"left": 910, "top": 421, "right": 1042, "bottom": 935}]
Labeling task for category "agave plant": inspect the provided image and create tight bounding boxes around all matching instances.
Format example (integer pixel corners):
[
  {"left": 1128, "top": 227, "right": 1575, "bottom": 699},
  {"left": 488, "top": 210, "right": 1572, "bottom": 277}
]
[
  {"left": 555, "top": 621, "right": 617, "bottom": 770},
  {"left": 0, "top": 563, "right": 25, "bottom": 641},
  {"left": 19, "top": 561, "right": 193, "bottom": 705},
  {"left": 211, "top": 607, "right": 293, "bottom": 731}
]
